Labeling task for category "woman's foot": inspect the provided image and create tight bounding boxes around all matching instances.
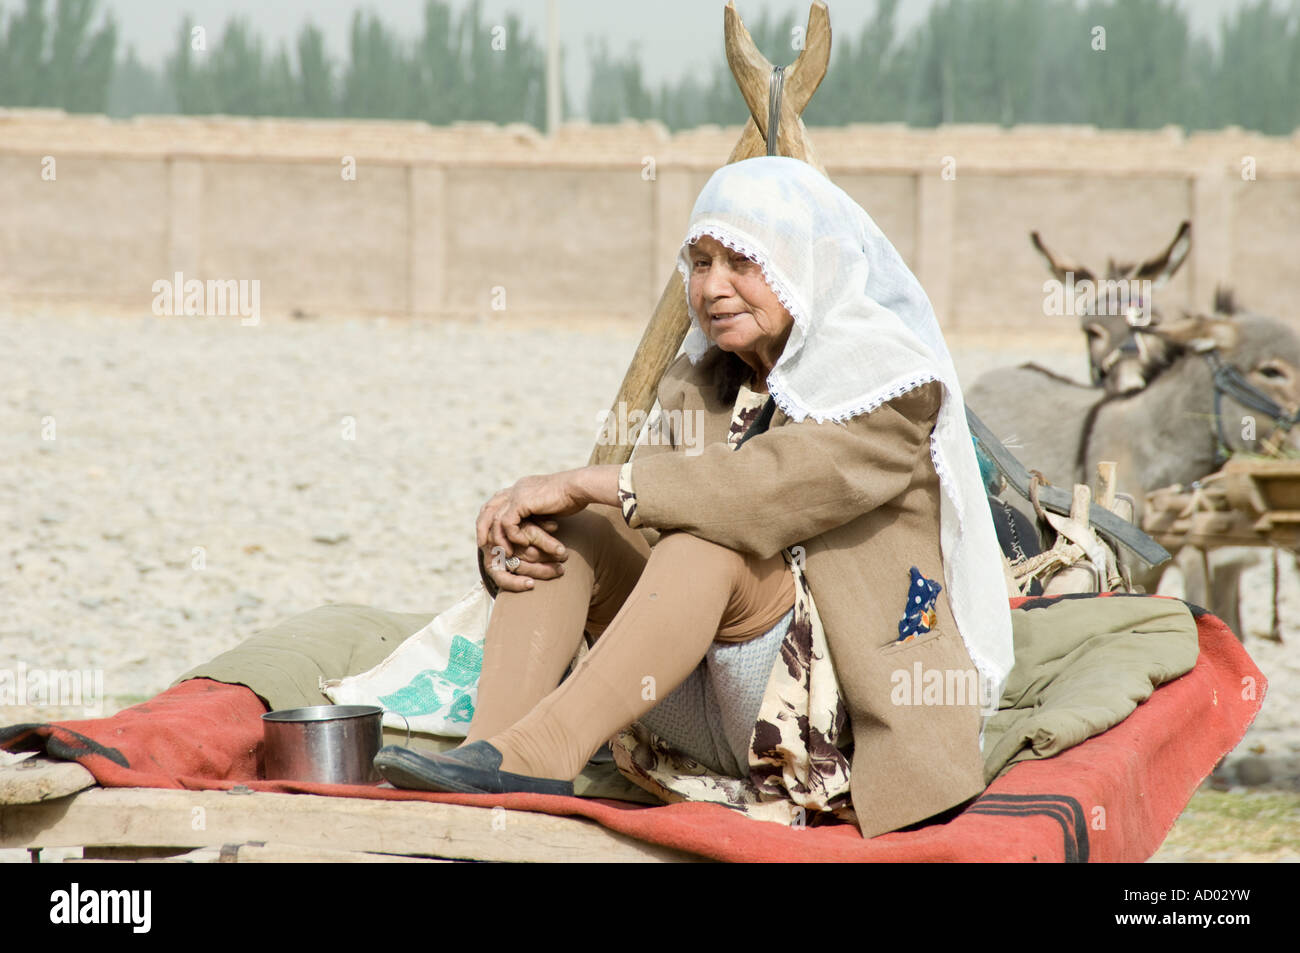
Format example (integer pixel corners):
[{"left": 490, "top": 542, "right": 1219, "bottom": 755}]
[{"left": 372, "top": 741, "right": 575, "bottom": 796}]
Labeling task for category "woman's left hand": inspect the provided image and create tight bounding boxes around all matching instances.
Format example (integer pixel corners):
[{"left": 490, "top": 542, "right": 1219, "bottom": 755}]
[{"left": 477, "top": 471, "right": 587, "bottom": 558}]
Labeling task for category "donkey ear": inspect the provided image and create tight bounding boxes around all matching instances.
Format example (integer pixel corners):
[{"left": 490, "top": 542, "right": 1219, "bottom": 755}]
[
  {"left": 1157, "top": 311, "right": 1238, "bottom": 352},
  {"left": 1134, "top": 220, "right": 1192, "bottom": 289},
  {"left": 1030, "top": 231, "right": 1094, "bottom": 284},
  {"left": 1212, "top": 284, "right": 1238, "bottom": 316}
]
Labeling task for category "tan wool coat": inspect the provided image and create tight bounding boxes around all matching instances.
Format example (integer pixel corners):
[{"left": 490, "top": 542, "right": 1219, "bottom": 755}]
[{"left": 626, "top": 347, "right": 988, "bottom": 838}]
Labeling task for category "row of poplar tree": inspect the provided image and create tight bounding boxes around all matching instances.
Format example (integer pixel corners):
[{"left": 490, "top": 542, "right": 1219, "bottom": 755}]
[{"left": 1, "top": 0, "right": 1298, "bottom": 134}]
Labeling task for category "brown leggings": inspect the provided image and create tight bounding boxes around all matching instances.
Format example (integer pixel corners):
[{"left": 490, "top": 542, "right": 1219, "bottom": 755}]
[{"left": 464, "top": 504, "right": 796, "bottom": 781}]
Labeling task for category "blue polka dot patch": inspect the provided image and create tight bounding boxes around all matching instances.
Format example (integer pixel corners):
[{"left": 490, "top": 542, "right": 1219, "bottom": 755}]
[{"left": 897, "top": 567, "right": 942, "bottom": 642}]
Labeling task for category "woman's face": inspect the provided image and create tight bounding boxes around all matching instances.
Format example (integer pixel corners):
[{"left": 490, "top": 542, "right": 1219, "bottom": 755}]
[{"left": 687, "top": 235, "right": 794, "bottom": 360}]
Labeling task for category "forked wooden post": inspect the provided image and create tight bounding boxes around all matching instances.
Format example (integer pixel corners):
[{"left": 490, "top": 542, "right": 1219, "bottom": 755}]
[{"left": 587, "top": 1, "right": 831, "bottom": 466}]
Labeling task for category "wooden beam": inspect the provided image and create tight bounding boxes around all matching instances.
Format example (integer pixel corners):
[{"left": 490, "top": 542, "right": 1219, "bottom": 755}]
[
  {"left": 0, "top": 787, "right": 706, "bottom": 863},
  {"left": 724, "top": 0, "right": 830, "bottom": 169}
]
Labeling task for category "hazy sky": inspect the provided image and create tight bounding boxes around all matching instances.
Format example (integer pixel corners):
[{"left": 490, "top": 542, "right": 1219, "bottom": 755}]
[{"left": 7, "top": 0, "right": 1263, "bottom": 116}]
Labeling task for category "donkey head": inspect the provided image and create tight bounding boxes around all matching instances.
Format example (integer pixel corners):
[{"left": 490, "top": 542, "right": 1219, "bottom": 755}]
[
  {"left": 1032, "top": 221, "right": 1191, "bottom": 395},
  {"left": 1155, "top": 310, "right": 1300, "bottom": 457}
]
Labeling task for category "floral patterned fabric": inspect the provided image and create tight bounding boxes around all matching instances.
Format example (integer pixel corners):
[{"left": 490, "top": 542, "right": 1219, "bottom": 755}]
[
  {"left": 617, "top": 463, "right": 641, "bottom": 529},
  {"left": 611, "top": 381, "right": 855, "bottom": 827}
]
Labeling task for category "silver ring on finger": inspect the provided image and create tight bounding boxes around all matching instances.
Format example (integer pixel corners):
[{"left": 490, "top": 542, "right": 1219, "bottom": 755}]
[{"left": 504, "top": 555, "right": 522, "bottom": 572}]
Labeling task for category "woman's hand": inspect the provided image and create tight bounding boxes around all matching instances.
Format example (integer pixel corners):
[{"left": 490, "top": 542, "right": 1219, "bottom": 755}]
[
  {"left": 475, "top": 467, "right": 622, "bottom": 593},
  {"left": 480, "top": 518, "right": 566, "bottom": 593},
  {"left": 477, "top": 471, "right": 586, "bottom": 557},
  {"left": 476, "top": 471, "right": 585, "bottom": 593}
]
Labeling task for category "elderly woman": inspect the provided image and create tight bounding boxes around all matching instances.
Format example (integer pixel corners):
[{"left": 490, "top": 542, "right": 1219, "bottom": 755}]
[{"left": 375, "top": 156, "right": 1014, "bottom": 837}]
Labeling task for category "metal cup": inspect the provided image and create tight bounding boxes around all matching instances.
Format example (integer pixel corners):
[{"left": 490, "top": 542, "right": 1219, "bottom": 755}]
[{"left": 261, "top": 704, "right": 408, "bottom": 785}]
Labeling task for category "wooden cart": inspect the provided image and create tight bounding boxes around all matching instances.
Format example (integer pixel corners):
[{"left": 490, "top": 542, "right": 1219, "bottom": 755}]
[
  {"left": 1141, "top": 457, "right": 1300, "bottom": 639},
  {"left": 1143, "top": 458, "right": 1300, "bottom": 553}
]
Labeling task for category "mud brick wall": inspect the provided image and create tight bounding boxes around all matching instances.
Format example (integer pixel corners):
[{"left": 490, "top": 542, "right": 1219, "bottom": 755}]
[{"left": 2, "top": 110, "right": 1297, "bottom": 331}]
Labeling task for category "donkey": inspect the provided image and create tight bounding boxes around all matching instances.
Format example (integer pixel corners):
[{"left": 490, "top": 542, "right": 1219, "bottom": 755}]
[
  {"left": 1032, "top": 221, "right": 1191, "bottom": 395},
  {"left": 1162, "top": 289, "right": 1296, "bottom": 639},
  {"left": 967, "top": 311, "right": 1300, "bottom": 635}
]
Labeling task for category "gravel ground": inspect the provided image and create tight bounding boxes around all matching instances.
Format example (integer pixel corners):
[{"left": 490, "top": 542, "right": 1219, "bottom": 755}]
[
  {"left": 2, "top": 310, "right": 637, "bottom": 714},
  {"left": 2, "top": 310, "right": 1297, "bottom": 862}
]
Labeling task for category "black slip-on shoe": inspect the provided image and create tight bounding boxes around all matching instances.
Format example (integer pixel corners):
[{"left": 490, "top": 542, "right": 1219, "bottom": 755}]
[{"left": 373, "top": 741, "right": 575, "bottom": 796}]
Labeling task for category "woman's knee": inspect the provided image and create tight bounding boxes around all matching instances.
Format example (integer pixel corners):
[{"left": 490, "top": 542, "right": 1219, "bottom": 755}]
[
  {"left": 579, "top": 532, "right": 792, "bottom": 645},
  {"left": 552, "top": 507, "right": 622, "bottom": 552},
  {"left": 653, "top": 533, "right": 793, "bottom": 628},
  {"left": 553, "top": 506, "right": 651, "bottom": 569},
  {"left": 651, "top": 530, "right": 751, "bottom": 581}
]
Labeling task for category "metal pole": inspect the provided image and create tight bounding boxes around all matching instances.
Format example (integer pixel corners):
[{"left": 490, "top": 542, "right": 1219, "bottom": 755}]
[{"left": 546, "top": 0, "right": 560, "bottom": 135}]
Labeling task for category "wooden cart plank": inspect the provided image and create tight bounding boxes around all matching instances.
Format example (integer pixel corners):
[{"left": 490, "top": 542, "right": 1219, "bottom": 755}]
[
  {"left": 71, "top": 842, "right": 452, "bottom": 863},
  {"left": 213, "top": 842, "right": 452, "bottom": 863},
  {"left": 0, "top": 757, "right": 97, "bottom": 805},
  {"left": 81, "top": 845, "right": 192, "bottom": 861},
  {"left": 0, "top": 787, "right": 705, "bottom": 863}
]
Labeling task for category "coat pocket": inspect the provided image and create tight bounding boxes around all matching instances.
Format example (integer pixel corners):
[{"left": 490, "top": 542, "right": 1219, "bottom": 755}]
[{"left": 878, "top": 625, "right": 946, "bottom": 656}]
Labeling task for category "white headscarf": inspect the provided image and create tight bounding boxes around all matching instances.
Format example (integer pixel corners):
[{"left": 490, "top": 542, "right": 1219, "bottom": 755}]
[{"left": 675, "top": 156, "right": 1014, "bottom": 715}]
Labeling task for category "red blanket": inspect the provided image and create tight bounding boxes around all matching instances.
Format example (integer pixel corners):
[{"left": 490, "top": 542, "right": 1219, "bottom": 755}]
[{"left": 1, "top": 597, "right": 1263, "bottom": 862}]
